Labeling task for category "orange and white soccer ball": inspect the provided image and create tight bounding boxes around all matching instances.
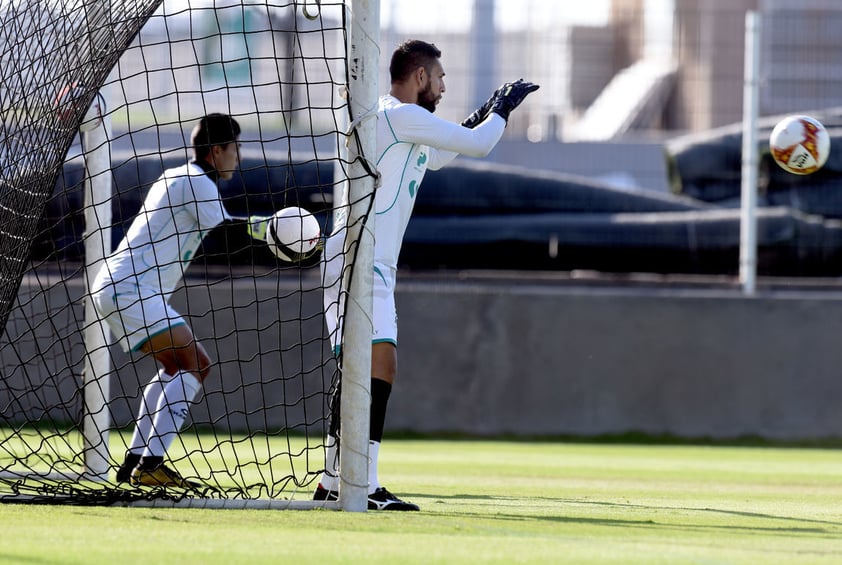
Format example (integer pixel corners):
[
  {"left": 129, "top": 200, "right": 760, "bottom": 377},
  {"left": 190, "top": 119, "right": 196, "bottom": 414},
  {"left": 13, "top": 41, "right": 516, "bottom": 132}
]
[{"left": 769, "top": 115, "right": 830, "bottom": 175}]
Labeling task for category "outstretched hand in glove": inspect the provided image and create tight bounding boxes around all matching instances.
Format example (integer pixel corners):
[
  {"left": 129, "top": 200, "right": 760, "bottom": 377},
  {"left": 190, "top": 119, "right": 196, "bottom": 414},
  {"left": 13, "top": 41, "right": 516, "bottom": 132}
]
[
  {"left": 461, "top": 79, "right": 540, "bottom": 128},
  {"left": 489, "top": 78, "right": 539, "bottom": 123}
]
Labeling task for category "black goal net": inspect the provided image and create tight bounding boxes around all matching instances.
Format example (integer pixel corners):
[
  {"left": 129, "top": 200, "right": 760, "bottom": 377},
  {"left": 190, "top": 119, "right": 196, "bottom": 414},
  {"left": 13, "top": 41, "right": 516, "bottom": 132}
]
[{"left": 0, "top": 0, "right": 370, "bottom": 507}]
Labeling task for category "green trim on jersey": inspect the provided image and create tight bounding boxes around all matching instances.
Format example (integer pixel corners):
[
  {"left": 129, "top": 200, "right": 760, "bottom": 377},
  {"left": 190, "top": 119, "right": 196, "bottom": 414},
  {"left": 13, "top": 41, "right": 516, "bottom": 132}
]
[
  {"left": 373, "top": 265, "right": 387, "bottom": 286},
  {"left": 332, "top": 337, "right": 397, "bottom": 356},
  {"left": 377, "top": 109, "right": 416, "bottom": 216},
  {"left": 377, "top": 148, "right": 415, "bottom": 216}
]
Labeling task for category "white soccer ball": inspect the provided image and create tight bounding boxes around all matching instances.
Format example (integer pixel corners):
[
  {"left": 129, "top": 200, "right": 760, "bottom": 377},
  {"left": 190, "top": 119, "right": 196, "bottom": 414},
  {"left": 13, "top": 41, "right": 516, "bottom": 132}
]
[
  {"left": 769, "top": 115, "right": 830, "bottom": 175},
  {"left": 265, "top": 207, "right": 321, "bottom": 262}
]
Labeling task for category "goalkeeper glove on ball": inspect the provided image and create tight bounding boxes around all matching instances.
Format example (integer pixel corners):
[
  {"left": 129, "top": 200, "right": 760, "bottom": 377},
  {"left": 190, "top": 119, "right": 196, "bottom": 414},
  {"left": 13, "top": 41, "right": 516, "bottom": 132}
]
[{"left": 246, "top": 215, "right": 270, "bottom": 241}]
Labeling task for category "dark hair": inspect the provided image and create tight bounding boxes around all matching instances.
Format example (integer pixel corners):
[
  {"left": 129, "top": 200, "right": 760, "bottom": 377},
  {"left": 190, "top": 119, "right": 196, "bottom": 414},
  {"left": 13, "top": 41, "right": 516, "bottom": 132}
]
[
  {"left": 389, "top": 39, "right": 442, "bottom": 83},
  {"left": 191, "top": 113, "right": 241, "bottom": 160}
]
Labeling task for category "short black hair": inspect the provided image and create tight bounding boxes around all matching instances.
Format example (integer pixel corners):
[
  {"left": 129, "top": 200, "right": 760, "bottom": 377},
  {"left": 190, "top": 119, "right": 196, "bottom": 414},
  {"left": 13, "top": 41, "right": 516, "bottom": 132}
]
[
  {"left": 389, "top": 39, "right": 442, "bottom": 83},
  {"left": 191, "top": 113, "right": 241, "bottom": 160}
]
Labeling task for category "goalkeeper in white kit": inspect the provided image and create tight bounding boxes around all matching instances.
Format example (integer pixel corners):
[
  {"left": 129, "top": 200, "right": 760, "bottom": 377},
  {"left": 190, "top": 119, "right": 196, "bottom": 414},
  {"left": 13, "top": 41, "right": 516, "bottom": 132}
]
[{"left": 318, "top": 39, "right": 538, "bottom": 510}]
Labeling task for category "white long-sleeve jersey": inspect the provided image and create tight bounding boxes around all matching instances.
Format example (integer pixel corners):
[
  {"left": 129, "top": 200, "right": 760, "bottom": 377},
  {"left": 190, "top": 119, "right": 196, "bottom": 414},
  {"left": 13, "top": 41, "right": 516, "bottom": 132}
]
[
  {"left": 322, "top": 94, "right": 505, "bottom": 349},
  {"left": 367, "top": 94, "right": 505, "bottom": 271},
  {"left": 92, "top": 162, "right": 231, "bottom": 299}
]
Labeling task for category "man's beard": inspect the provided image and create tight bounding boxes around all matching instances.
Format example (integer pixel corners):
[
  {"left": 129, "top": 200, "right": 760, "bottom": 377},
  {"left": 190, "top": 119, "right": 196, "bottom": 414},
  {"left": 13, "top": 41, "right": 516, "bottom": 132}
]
[{"left": 418, "top": 84, "right": 438, "bottom": 113}]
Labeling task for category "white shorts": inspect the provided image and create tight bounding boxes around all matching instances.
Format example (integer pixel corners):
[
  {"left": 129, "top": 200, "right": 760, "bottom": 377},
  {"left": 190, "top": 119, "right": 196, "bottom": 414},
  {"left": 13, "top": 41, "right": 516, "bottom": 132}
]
[
  {"left": 91, "top": 281, "right": 187, "bottom": 353},
  {"left": 371, "top": 264, "right": 398, "bottom": 346},
  {"left": 322, "top": 235, "right": 397, "bottom": 353}
]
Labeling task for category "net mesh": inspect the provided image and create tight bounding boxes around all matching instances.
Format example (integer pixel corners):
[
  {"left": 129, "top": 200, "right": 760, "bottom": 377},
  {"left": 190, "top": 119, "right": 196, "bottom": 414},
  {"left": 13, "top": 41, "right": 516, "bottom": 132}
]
[{"left": 0, "top": 0, "right": 362, "bottom": 505}]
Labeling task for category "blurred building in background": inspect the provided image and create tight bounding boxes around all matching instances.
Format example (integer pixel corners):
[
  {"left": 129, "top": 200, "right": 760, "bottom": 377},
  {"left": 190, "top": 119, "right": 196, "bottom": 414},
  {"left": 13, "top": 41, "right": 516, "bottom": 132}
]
[
  {"left": 121, "top": 0, "right": 842, "bottom": 139},
  {"left": 428, "top": 0, "right": 842, "bottom": 141},
  {"left": 36, "top": 0, "right": 842, "bottom": 276},
  {"left": 106, "top": 0, "right": 842, "bottom": 191}
]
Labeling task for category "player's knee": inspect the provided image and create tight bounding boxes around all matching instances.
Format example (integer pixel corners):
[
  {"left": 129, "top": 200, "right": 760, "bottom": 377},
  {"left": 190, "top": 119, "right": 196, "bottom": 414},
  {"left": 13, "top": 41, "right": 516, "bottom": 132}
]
[
  {"left": 170, "top": 347, "right": 212, "bottom": 382},
  {"left": 149, "top": 350, "right": 180, "bottom": 377}
]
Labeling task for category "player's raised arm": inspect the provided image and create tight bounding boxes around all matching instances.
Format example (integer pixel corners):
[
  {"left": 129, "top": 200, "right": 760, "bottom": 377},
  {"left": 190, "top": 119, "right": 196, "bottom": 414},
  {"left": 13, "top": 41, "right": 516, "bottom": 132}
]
[
  {"left": 426, "top": 78, "right": 540, "bottom": 164},
  {"left": 461, "top": 79, "right": 539, "bottom": 129}
]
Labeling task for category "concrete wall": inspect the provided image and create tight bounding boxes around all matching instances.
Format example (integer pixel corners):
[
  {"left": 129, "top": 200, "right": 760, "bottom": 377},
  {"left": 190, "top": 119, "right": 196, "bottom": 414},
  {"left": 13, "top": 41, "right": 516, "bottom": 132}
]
[
  {"left": 390, "top": 276, "right": 842, "bottom": 440},
  {"left": 4, "top": 272, "right": 842, "bottom": 440},
  {"left": 0, "top": 271, "right": 335, "bottom": 436}
]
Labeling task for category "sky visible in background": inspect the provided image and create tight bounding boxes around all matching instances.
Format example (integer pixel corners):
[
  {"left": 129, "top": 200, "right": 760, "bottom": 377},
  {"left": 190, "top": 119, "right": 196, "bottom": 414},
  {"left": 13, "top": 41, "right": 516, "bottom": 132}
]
[
  {"left": 381, "top": 0, "right": 611, "bottom": 31},
  {"left": 159, "top": 0, "right": 612, "bottom": 31}
]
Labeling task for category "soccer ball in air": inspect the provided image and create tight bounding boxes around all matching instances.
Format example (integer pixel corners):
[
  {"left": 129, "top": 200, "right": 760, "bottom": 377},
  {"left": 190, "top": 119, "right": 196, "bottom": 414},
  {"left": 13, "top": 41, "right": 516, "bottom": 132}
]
[
  {"left": 265, "top": 207, "right": 321, "bottom": 262},
  {"left": 769, "top": 115, "right": 830, "bottom": 175}
]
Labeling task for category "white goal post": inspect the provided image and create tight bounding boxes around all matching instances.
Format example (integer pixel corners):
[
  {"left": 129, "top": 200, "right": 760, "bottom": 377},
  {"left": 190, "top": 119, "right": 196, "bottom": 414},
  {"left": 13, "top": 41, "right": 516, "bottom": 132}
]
[
  {"left": 0, "top": 100, "right": 114, "bottom": 487},
  {"left": 337, "top": 0, "right": 380, "bottom": 513},
  {"left": 740, "top": 10, "right": 761, "bottom": 295},
  {"left": 82, "top": 91, "right": 113, "bottom": 482}
]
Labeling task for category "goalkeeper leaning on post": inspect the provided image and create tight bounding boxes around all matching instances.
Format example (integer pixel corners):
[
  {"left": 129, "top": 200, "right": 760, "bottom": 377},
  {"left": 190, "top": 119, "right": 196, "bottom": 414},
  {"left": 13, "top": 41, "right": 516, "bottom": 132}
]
[
  {"left": 92, "top": 113, "right": 275, "bottom": 489},
  {"left": 318, "top": 39, "right": 539, "bottom": 510}
]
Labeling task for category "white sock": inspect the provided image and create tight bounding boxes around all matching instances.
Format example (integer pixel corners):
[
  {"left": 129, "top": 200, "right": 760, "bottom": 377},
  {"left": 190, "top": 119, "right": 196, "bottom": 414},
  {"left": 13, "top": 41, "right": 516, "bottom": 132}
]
[
  {"left": 127, "top": 369, "right": 174, "bottom": 455},
  {"left": 142, "top": 371, "right": 202, "bottom": 459},
  {"left": 319, "top": 435, "right": 340, "bottom": 491},
  {"left": 368, "top": 440, "right": 380, "bottom": 493}
]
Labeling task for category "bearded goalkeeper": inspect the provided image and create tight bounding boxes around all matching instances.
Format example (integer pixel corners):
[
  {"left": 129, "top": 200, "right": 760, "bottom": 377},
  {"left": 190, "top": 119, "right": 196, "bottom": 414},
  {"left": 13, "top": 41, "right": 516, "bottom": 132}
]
[{"left": 317, "top": 39, "right": 539, "bottom": 510}]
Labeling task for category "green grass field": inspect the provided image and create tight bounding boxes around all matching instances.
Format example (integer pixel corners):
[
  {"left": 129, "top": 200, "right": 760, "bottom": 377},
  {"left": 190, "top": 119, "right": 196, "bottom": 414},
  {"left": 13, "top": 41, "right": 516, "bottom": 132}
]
[{"left": 3, "top": 439, "right": 842, "bottom": 564}]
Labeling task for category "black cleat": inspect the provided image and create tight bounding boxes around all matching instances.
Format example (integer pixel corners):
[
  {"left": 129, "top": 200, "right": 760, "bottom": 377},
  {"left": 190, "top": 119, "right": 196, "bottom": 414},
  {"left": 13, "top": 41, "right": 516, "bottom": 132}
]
[
  {"left": 313, "top": 484, "right": 339, "bottom": 501},
  {"left": 367, "top": 487, "right": 420, "bottom": 511},
  {"left": 115, "top": 452, "right": 141, "bottom": 483},
  {"left": 314, "top": 485, "right": 419, "bottom": 510}
]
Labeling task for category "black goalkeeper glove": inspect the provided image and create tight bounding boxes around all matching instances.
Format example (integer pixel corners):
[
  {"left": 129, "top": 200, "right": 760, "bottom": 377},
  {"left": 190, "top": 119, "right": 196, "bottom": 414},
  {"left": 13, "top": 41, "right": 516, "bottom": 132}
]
[
  {"left": 461, "top": 82, "right": 511, "bottom": 129},
  {"left": 489, "top": 78, "right": 540, "bottom": 123},
  {"left": 462, "top": 82, "right": 514, "bottom": 129},
  {"left": 461, "top": 98, "right": 493, "bottom": 129}
]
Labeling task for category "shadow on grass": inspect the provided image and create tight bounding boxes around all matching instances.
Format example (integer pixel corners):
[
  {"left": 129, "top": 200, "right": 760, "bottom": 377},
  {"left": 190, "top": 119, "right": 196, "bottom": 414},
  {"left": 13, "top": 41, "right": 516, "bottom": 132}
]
[
  {"left": 0, "top": 553, "right": 45, "bottom": 564},
  {"left": 411, "top": 493, "right": 842, "bottom": 537},
  {"left": 387, "top": 431, "right": 842, "bottom": 449}
]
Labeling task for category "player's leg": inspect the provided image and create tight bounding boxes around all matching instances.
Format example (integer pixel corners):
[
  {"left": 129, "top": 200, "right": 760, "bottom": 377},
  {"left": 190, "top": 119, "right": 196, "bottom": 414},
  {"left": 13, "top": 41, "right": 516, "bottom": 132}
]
[
  {"left": 141, "top": 323, "right": 210, "bottom": 454},
  {"left": 364, "top": 270, "right": 417, "bottom": 510},
  {"left": 368, "top": 342, "right": 396, "bottom": 493},
  {"left": 314, "top": 345, "right": 394, "bottom": 498},
  {"left": 366, "top": 342, "right": 417, "bottom": 510},
  {"left": 315, "top": 343, "right": 414, "bottom": 509},
  {"left": 140, "top": 322, "right": 213, "bottom": 379},
  {"left": 315, "top": 262, "right": 417, "bottom": 509},
  {"left": 115, "top": 368, "right": 174, "bottom": 482},
  {"left": 315, "top": 257, "right": 387, "bottom": 498},
  {"left": 132, "top": 319, "right": 210, "bottom": 488},
  {"left": 321, "top": 231, "right": 345, "bottom": 355}
]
